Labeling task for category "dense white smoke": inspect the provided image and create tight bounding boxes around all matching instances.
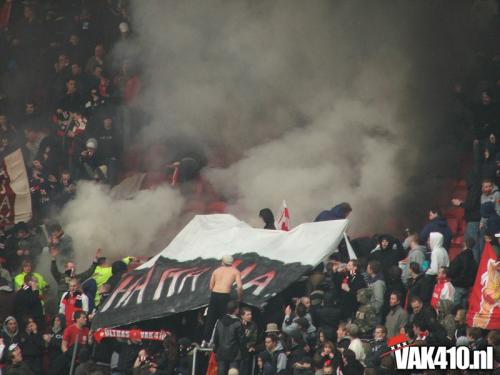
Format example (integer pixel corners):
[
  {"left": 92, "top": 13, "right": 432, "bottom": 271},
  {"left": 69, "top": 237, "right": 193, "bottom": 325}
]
[
  {"left": 115, "top": 0, "right": 426, "bottom": 232},
  {"left": 56, "top": 0, "right": 469, "bottom": 260},
  {"left": 59, "top": 182, "right": 185, "bottom": 264}
]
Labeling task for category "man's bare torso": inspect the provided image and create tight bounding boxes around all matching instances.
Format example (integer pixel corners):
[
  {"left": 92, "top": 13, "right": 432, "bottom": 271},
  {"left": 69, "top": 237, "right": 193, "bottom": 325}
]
[{"left": 211, "top": 266, "right": 239, "bottom": 293}]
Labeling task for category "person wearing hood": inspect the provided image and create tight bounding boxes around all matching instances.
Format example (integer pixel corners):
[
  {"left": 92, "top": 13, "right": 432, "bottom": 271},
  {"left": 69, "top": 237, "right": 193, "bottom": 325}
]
[
  {"left": 314, "top": 202, "right": 352, "bottom": 222},
  {"left": 425, "top": 232, "right": 450, "bottom": 277},
  {"left": 105, "top": 259, "right": 129, "bottom": 290},
  {"left": 479, "top": 178, "right": 500, "bottom": 260},
  {"left": 368, "top": 235, "right": 406, "bottom": 274},
  {"left": 259, "top": 209, "right": 276, "bottom": 230},
  {"left": 261, "top": 334, "right": 287, "bottom": 373},
  {"left": 212, "top": 300, "right": 244, "bottom": 375},
  {"left": 481, "top": 201, "right": 500, "bottom": 236},
  {"left": 419, "top": 208, "right": 452, "bottom": 250},
  {"left": 437, "top": 300, "right": 456, "bottom": 340},
  {"left": 448, "top": 237, "right": 477, "bottom": 308},
  {"left": 1, "top": 316, "right": 20, "bottom": 352},
  {"left": 401, "top": 233, "right": 426, "bottom": 283}
]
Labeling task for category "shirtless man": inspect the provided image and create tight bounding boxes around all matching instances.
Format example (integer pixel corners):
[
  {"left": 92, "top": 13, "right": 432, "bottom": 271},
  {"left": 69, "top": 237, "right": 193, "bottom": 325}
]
[{"left": 202, "top": 254, "right": 242, "bottom": 345}]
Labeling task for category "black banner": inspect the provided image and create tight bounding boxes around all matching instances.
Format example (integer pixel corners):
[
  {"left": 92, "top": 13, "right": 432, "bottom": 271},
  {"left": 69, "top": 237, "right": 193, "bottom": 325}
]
[{"left": 91, "top": 252, "right": 310, "bottom": 329}]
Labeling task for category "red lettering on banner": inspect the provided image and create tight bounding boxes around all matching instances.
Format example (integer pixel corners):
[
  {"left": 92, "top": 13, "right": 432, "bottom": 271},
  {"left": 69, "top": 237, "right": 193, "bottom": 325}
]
[
  {"left": 242, "top": 270, "right": 276, "bottom": 295},
  {"left": 100, "top": 275, "right": 135, "bottom": 312},
  {"left": 232, "top": 259, "right": 257, "bottom": 279},
  {"left": 177, "top": 267, "right": 211, "bottom": 293},
  {"left": 153, "top": 268, "right": 183, "bottom": 300},
  {"left": 118, "top": 268, "right": 154, "bottom": 307}
]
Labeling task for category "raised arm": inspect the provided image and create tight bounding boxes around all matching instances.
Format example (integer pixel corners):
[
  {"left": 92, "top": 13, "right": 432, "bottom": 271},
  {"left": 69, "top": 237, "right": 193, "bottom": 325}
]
[{"left": 235, "top": 270, "right": 243, "bottom": 301}]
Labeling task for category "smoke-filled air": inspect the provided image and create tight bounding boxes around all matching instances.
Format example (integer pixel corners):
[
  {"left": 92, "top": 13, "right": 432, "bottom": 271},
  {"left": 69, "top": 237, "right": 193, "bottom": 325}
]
[{"left": 59, "top": 0, "right": 470, "bottom": 257}]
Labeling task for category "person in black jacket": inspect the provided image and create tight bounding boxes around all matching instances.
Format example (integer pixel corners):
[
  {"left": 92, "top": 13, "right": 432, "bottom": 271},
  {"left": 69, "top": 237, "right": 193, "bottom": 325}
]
[
  {"left": 420, "top": 208, "right": 453, "bottom": 250},
  {"left": 19, "top": 317, "right": 45, "bottom": 375},
  {"left": 448, "top": 237, "right": 478, "bottom": 308},
  {"left": 368, "top": 235, "right": 406, "bottom": 277},
  {"left": 331, "top": 259, "right": 366, "bottom": 320},
  {"left": 14, "top": 275, "right": 44, "bottom": 332},
  {"left": 341, "top": 349, "right": 364, "bottom": 375},
  {"left": 259, "top": 209, "right": 276, "bottom": 230},
  {"left": 406, "top": 262, "right": 433, "bottom": 309},
  {"left": 213, "top": 300, "right": 244, "bottom": 375}
]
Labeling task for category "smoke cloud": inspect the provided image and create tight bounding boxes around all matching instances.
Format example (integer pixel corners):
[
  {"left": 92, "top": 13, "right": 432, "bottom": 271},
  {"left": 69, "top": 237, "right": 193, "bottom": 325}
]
[
  {"left": 56, "top": 0, "right": 473, "bottom": 260},
  {"left": 59, "top": 182, "right": 185, "bottom": 264}
]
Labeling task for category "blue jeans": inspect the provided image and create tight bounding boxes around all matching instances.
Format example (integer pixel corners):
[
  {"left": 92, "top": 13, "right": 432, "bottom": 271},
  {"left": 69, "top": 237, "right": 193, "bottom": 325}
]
[
  {"left": 465, "top": 221, "right": 480, "bottom": 262},
  {"left": 454, "top": 287, "right": 470, "bottom": 309}
]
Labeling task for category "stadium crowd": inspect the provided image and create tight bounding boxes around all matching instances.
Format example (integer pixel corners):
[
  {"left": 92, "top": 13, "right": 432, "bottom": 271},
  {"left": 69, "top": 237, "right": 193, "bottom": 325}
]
[{"left": 0, "top": 1, "right": 499, "bottom": 375}]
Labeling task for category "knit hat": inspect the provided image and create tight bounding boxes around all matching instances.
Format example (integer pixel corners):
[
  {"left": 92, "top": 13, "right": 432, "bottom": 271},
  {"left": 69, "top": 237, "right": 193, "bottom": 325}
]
[{"left": 222, "top": 254, "right": 234, "bottom": 266}]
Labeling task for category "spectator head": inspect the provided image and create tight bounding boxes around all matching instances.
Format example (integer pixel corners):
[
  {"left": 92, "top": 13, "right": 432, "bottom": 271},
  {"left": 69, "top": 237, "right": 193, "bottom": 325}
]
[
  {"left": 389, "top": 291, "right": 402, "bottom": 307},
  {"left": 409, "top": 262, "right": 421, "bottom": 277},
  {"left": 57, "top": 54, "right": 69, "bottom": 68},
  {"left": 69, "top": 33, "right": 80, "bottom": 46},
  {"left": 300, "top": 296, "right": 311, "bottom": 310},
  {"left": 240, "top": 307, "right": 252, "bottom": 323},
  {"left": 454, "top": 307, "right": 466, "bottom": 325},
  {"left": 23, "top": 274, "right": 36, "bottom": 289},
  {"left": 47, "top": 223, "right": 63, "bottom": 236},
  {"left": 482, "top": 179, "right": 494, "bottom": 195},
  {"left": 221, "top": 254, "right": 233, "bottom": 266},
  {"left": 74, "top": 310, "right": 87, "bottom": 326},
  {"left": 388, "top": 265, "right": 402, "bottom": 282},
  {"left": 258, "top": 208, "right": 275, "bottom": 227},
  {"left": 93, "top": 65, "right": 104, "bottom": 78},
  {"left": 71, "top": 63, "right": 82, "bottom": 76},
  {"left": 412, "top": 317, "right": 428, "bottom": 336},
  {"left": 337, "top": 321, "right": 347, "bottom": 340},
  {"left": 481, "top": 90, "right": 492, "bottom": 105},
  {"left": 226, "top": 300, "right": 239, "bottom": 315},
  {"left": 410, "top": 297, "right": 423, "bottom": 314},
  {"left": 15, "top": 222, "right": 29, "bottom": 238},
  {"left": 467, "top": 327, "right": 483, "bottom": 341},
  {"left": 68, "top": 278, "right": 79, "bottom": 293},
  {"left": 103, "top": 117, "right": 113, "bottom": 130},
  {"left": 7, "top": 343, "right": 22, "bottom": 364},
  {"left": 23, "top": 4, "right": 35, "bottom": 21},
  {"left": 21, "top": 260, "right": 32, "bottom": 274},
  {"left": 347, "top": 323, "right": 359, "bottom": 339},
  {"left": 264, "top": 334, "right": 278, "bottom": 351},
  {"left": 23, "top": 317, "right": 37, "bottom": 334},
  {"left": 25, "top": 102, "right": 35, "bottom": 114},
  {"left": 322, "top": 340, "right": 334, "bottom": 354},
  {"left": 437, "top": 266, "right": 449, "bottom": 280},
  {"left": 342, "top": 349, "right": 356, "bottom": 366},
  {"left": 374, "top": 325, "right": 387, "bottom": 341},
  {"left": 66, "top": 79, "right": 77, "bottom": 94},
  {"left": 322, "top": 361, "right": 334, "bottom": 375},
  {"left": 409, "top": 233, "right": 421, "bottom": 247},
  {"left": 428, "top": 208, "right": 442, "bottom": 220},
  {"left": 4, "top": 317, "right": 18, "bottom": 334},
  {"left": 346, "top": 259, "right": 358, "bottom": 273},
  {"left": 367, "top": 260, "right": 381, "bottom": 276},
  {"left": 295, "top": 302, "right": 307, "bottom": 317},
  {"left": 487, "top": 330, "right": 500, "bottom": 346},
  {"left": 464, "top": 236, "right": 475, "bottom": 251},
  {"left": 379, "top": 235, "right": 390, "bottom": 250},
  {"left": 65, "top": 261, "right": 76, "bottom": 273},
  {"left": 338, "top": 202, "right": 352, "bottom": 218},
  {"left": 228, "top": 369, "right": 239, "bottom": 375},
  {"left": 94, "top": 44, "right": 105, "bottom": 58}
]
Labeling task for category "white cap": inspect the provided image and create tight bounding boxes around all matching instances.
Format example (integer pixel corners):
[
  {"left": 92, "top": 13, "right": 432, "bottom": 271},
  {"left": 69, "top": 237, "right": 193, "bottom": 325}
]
[
  {"left": 119, "top": 22, "right": 129, "bottom": 33},
  {"left": 495, "top": 233, "right": 500, "bottom": 238},
  {"left": 222, "top": 254, "right": 233, "bottom": 265},
  {"left": 86, "top": 138, "right": 98, "bottom": 149}
]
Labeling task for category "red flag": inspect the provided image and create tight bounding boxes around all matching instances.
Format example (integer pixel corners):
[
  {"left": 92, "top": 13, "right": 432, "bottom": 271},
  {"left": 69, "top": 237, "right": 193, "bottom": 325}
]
[
  {"left": 466, "top": 241, "right": 500, "bottom": 329},
  {"left": 0, "top": 149, "right": 31, "bottom": 226},
  {"left": 276, "top": 200, "right": 290, "bottom": 231},
  {"left": 206, "top": 352, "right": 218, "bottom": 375}
]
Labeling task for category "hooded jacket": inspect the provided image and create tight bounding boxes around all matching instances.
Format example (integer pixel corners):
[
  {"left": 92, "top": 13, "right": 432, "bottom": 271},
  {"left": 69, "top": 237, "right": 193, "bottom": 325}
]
[
  {"left": 213, "top": 314, "right": 244, "bottom": 361},
  {"left": 1, "top": 316, "right": 20, "bottom": 346},
  {"left": 480, "top": 184, "right": 500, "bottom": 226},
  {"left": 420, "top": 217, "right": 452, "bottom": 250},
  {"left": 448, "top": 248, "right": 477, "bottom": 288},
  {"left": 426, "top": 233, "right": 449, "bottom": 276},
  {"left": 314, "top": 203, "right": 350, "bottom": 222},
  {"left": 368, "top": 235, "right": 405, "bottom": 271}
]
